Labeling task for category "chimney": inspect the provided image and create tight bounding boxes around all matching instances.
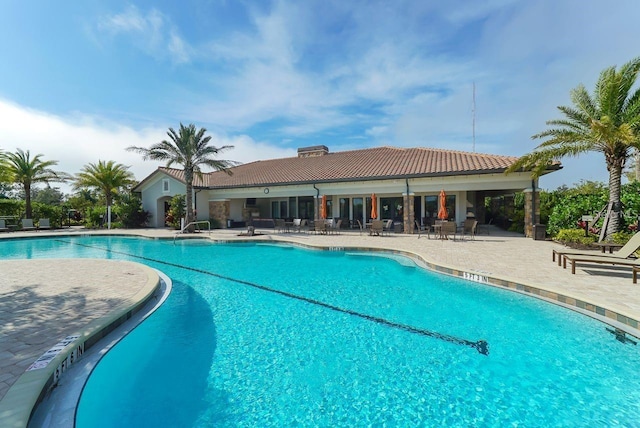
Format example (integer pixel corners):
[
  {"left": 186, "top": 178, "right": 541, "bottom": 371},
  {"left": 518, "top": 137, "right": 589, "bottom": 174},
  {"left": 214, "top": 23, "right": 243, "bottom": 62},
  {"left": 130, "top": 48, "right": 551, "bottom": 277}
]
[{"left": 297, "top": 145, "right": 329, "bottom": 158}]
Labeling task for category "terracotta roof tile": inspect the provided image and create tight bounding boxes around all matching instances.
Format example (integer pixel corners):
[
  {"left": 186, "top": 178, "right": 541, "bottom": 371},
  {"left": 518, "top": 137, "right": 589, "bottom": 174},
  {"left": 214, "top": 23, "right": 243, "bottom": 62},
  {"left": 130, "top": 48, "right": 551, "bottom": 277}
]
[{"left": 155, "top": 146, "right": 554, "bottom": 189}]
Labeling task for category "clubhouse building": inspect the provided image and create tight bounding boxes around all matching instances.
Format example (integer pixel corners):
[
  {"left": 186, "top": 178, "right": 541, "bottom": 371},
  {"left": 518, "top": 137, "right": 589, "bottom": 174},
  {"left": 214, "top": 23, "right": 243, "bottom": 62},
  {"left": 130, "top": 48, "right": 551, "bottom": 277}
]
[{"left": 133, "top": 145, "right": 561, "bottom": 236}]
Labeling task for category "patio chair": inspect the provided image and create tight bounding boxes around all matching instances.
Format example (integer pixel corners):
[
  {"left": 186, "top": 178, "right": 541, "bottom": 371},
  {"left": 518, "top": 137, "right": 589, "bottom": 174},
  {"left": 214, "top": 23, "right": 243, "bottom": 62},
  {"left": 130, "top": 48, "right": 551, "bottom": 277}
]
[
  {"left": 552, "top": 231, "right": 640, "bottom": 266},
  {"left": 329, "top": 219, "right": 342, "bottom": 235},
  {"left": 415, "top": 220, "right": 431, "bottom": 239},
  {"left": 274, "top": 218, "right": 286, "bottom": 233},
  {"left": 477, "top": 218, "right": 493, "bottom": 235},
  {"left": 21, "top": 219, "right": 36, "bottom": 231},
  {"left": 292, "top": 218, "right": 302, "bottom": 233},
  {"left": 356, "top": 219, "right": 364, "bottom": 235},
  {"left": 0, "top": 219, "right": 8, "bottom": 232},
  {"left": 38, "top": 218, "right": 51, "bottom": 230},
  {"left": 461, "top": 219, "right": 478, "bottom": 240},
  {"left": 369, "top": 220, "right": 384, "bottom": 236},
  {"left": 382, "top": 219, "right": 394, "bottom": 236},
  {"left": 438, "top": 221, "right": 457, "bottom": 240},
  {"left": 315, "top": 221, "right": 327, "bottom": 235}
]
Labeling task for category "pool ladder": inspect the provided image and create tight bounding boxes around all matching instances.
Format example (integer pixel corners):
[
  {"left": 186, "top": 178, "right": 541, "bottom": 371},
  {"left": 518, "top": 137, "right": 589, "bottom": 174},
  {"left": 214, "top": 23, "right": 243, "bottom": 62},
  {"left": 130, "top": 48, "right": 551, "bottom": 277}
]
[{"left": 173, "top": 220, "right": 211, "bottom": 244}]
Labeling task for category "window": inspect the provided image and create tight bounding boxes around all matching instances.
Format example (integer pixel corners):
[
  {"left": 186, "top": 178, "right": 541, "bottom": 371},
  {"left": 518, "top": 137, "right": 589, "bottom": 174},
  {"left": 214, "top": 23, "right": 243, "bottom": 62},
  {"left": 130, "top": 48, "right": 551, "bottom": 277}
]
[
  {"left": 162, "top": 179, "right": 170, "bottom": 193},
  {"left": 339, "top": 198, "right": 350, "bottom": 219},
  {"left": 425, "top": 196, "right": 437, "bottom": 220},
  {"left": 353, "top": 198, "right": 363, "bottom": 224}
]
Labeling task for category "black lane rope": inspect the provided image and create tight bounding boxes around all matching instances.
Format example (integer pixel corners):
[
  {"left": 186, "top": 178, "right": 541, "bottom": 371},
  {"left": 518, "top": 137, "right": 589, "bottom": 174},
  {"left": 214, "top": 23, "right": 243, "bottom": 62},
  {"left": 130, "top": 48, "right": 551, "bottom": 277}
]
[{"left": 55, "top": 239, "right": 489, "bottom": 355}]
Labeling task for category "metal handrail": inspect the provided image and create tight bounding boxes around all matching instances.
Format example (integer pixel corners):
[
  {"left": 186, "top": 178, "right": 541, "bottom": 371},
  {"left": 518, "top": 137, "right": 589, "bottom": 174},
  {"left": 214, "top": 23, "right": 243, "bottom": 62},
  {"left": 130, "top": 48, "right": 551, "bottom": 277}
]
[{"left": 173, "top": 220, "right": 211, "bottom": 243}]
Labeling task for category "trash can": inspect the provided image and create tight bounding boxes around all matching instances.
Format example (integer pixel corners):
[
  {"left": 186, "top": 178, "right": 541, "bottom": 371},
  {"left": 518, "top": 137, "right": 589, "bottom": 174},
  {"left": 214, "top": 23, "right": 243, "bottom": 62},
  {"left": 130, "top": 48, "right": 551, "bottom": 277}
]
[{"left": 533, "top": 224, "right": 546, "bottom": 240}]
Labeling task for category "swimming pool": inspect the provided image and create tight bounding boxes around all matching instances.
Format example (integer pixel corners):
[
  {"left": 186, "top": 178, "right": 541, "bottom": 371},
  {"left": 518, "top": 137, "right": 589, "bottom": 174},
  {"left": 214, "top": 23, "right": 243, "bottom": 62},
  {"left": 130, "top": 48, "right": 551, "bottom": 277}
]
[{"left": 4, "top": 236, "right": 640, "bottom": 426}]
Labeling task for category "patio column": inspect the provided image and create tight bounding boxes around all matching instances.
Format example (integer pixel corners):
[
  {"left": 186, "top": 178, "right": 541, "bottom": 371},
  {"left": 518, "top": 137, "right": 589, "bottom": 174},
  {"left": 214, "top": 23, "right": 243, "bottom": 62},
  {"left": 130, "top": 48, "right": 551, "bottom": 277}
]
[
  {"left": 403, "top": 192, "right": 415, "bottom": 234},
  {"left": 523, "top": 186, "right": 540, "bottom": 238}
]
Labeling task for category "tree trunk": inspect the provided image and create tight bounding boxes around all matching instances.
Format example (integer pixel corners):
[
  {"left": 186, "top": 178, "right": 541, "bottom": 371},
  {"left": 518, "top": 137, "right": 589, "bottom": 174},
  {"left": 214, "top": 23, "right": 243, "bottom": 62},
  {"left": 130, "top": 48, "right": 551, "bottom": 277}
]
[
  {"left": 25, "top": 182, "right": 32, "bottom": 219},
  {"left": 606, "top": 161, "right": 623, "bottom": 239},
  {"left": 185, "top": 169, "right": 194, "bottom": 233}
]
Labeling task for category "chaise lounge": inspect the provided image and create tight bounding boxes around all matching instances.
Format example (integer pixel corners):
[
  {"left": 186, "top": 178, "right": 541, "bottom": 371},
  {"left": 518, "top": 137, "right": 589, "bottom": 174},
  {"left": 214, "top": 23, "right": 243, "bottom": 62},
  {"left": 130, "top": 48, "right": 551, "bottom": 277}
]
[
  {"left": 553, "top": 231, "right": 640, "bottom": 265},
  {"left": 21, "top": 219, "right": 36, "bottom": 231}
]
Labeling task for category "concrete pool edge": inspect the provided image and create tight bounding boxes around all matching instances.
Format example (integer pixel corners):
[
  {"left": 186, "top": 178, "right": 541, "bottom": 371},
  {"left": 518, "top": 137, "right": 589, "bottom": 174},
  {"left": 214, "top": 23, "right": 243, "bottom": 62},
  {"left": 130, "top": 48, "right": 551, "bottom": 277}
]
[
  {"left": 205, "top": 236, "right": 640, "bottom": 340},
  {"left": 0, "top": 260, "right": 162, "bottom": 428}
]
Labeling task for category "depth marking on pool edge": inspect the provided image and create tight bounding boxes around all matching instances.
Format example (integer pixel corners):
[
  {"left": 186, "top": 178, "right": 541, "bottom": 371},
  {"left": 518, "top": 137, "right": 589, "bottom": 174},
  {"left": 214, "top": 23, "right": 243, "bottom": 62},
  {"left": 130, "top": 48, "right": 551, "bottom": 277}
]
[{"left": 54, "top": 239, "right": 489, "bottom": 356}]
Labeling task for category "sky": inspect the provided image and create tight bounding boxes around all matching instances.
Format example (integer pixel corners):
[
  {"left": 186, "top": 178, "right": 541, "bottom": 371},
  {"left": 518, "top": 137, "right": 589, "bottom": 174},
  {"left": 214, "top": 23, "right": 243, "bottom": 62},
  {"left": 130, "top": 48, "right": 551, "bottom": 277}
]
[{"left": 1, "top": 0, "right": 639, "bottom": 193}]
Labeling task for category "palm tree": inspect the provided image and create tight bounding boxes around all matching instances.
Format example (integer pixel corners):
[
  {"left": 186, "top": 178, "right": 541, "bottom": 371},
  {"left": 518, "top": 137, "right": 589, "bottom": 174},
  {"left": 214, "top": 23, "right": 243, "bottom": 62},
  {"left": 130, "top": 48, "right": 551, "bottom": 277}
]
[
  {"left": 74, "top": 160, "right": 136, "bottom": 226},
  {"left": 507, "top": 57, "right": 640, "bottom": 238},
  {"left": 127, "top": 123, "right": 236, "bottom": 231},
  {"left": 3, "top": 149, "right": 70, "bottom": 218},
  {"left": 0, "top": 149, "right": 12, "bottom": 183}
]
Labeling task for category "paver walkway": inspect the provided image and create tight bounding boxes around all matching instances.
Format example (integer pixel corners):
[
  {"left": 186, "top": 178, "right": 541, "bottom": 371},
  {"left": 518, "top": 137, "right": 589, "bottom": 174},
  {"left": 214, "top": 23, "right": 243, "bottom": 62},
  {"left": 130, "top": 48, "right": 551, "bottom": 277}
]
[{"left": 0, "top": 259, "right": 157, "bottom": 401}]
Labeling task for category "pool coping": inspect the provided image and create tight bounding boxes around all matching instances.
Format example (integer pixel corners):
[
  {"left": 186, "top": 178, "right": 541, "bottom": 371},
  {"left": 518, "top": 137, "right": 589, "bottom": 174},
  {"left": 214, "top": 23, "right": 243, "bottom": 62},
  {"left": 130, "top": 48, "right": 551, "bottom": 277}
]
[{"left": 0, "top": 260, "right": 161, "bottom": 428}]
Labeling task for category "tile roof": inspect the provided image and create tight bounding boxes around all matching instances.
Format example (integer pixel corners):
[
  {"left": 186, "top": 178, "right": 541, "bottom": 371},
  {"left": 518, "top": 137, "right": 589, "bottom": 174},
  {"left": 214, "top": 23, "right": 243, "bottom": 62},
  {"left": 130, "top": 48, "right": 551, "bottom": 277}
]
[{"left": 153, "top": 146, "right": 558, "bottom": 189}]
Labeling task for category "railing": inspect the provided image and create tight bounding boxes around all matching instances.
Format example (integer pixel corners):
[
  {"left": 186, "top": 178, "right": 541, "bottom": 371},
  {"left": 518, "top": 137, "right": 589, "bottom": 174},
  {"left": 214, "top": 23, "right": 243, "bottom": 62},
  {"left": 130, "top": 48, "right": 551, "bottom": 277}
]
[{"left": 173, "top": 220, "right": 211, "bottom": 243}]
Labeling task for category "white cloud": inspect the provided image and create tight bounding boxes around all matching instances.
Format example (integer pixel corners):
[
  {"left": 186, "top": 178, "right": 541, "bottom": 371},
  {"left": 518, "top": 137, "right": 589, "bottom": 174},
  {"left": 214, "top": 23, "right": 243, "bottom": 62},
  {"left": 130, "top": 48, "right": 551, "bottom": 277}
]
[
  {"left": 0, "top": 99, "right": 294, "bottom": 193},
  {"left": 97, "top": 5, "right": 191, "bottom": 64}
]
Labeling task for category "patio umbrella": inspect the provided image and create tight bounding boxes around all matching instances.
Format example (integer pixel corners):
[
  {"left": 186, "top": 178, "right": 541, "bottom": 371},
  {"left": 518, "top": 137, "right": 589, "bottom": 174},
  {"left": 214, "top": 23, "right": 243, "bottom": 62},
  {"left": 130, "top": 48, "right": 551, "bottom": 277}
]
[
  {"left": 438, "top": 189, "right": 448, "bottom": 220},
  {"left": 371, "top": 193, "right": 378, "bottom": 219},
  {"left": 320, "top": 195, "right": 327, "bottom": 219}
]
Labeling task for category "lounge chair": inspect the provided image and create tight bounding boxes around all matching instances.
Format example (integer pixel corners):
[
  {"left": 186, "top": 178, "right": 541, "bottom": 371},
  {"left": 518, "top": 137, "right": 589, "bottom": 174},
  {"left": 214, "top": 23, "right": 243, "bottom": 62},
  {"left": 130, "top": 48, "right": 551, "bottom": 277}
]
[
  {"left": 0, "top": 219, "right": 8, "bottom": 232},
  {"left": 552, "top": 231, "right": 640, "bottom": 265},
  {"left": 21, "top": 219, "right": 36, "bottom": 231},
  {"left": 563, "top": 253, "right": 640, "bottom": 275},
  {"left": 39, "top": 218, "right": 51, "bottom": 230}
]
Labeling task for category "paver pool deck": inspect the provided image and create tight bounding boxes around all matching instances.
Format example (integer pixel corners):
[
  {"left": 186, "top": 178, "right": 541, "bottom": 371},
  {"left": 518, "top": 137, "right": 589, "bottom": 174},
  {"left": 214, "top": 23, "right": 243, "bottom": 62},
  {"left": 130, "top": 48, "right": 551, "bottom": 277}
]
[{"left": 1, "top": 226, "right": 639, "bottom": 425}]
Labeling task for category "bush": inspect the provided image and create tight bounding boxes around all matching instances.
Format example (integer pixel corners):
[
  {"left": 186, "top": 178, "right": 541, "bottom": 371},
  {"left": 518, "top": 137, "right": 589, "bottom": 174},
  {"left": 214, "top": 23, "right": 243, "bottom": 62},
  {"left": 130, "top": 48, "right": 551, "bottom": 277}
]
[
  {"left": 32, "top": 202, "right": 63, "bottom": 228},
  {"left": 166, "top": 194, "right": 185, "bottom": 230},
  {"left": 113, "top": 193, "right": 151, "bottom": 228},
  {"left": 0, "top": 199, "right": 23, "bottom": 218},
  {"left": 554, "top": 229, "right": 598, "bottom": 247},
  {"left": 85, "top": 207, "right": 107, "bottom": 229}
]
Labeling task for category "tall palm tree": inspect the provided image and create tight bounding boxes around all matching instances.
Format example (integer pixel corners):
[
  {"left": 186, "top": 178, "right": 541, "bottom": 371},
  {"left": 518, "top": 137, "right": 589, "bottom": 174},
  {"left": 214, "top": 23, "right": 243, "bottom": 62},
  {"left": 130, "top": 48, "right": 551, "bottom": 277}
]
[
  {"left": 127, "top": 123, "right": 236, "bottom": 231},
  {"left": 74, "top": 160, "right": 136, "bottom": 212},
  {"left": 3, "top": 149, "right": 70, "bottom": 218},
  {"left": 507, "top": 57, "right": 640, "bottom": 238}
]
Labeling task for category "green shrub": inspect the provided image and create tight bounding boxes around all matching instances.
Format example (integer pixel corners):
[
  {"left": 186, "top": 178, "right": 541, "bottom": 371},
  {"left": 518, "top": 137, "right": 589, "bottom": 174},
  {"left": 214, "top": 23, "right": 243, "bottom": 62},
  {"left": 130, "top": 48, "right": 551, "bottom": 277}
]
[
  {"left": 113, "top": 193, "right": 151, "bottom": 228},
  {"left": 166, "top": 194, "right": 185, "bottom": 230},
  {"left": 32, "top": 202, "right": 63, "bottom": 228},
  {"left": 609, "top": 231, "right": 634, "bottom": 245},
  {"left": 554, "top": 229, "right": 598, "bottom": 246},
  {"left": 0, "top": 199, "right": 23, "bottom": 218}
]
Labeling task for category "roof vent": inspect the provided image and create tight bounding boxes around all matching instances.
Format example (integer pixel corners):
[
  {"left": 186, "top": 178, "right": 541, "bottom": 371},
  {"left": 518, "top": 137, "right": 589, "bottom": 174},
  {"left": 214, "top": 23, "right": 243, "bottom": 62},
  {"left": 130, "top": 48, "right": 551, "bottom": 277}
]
[{"left": 297, "top": 145, "right": 329, "bottom": 158}]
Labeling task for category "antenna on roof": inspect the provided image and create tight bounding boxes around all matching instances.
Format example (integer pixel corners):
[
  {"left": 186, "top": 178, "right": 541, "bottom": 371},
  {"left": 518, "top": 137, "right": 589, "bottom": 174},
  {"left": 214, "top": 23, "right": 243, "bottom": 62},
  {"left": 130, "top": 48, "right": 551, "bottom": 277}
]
[{"left": 472, "top": 82, "right": 476, "bottom": 153}]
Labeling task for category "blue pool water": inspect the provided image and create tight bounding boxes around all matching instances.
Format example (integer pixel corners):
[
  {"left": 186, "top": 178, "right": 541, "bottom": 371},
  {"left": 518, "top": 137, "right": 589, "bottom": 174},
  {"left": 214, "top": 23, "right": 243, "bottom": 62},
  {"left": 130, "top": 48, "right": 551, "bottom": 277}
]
[{"left": 3, "top": 236, "right": 640, "bottom": 426}]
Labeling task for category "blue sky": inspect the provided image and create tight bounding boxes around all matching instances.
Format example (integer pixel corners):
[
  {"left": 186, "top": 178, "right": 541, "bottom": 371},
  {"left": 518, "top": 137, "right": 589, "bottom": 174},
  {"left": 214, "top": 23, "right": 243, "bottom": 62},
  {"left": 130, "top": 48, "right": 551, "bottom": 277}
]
[{"left": 1, "top": 0, "right": 639, "bottom": 191}]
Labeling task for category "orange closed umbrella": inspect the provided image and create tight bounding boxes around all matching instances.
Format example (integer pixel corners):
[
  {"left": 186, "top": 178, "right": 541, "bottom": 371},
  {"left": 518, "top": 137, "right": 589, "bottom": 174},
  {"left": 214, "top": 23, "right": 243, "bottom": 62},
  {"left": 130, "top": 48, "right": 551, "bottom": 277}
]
[
  {"left": 371, "top": 193, "right": 378, "bottom": 219},
  {"left": 320, "top": 195, "right": 327, "bottom": 219},
  {"left": 437, "top": 189, "right": 448, "bottom": 220}
]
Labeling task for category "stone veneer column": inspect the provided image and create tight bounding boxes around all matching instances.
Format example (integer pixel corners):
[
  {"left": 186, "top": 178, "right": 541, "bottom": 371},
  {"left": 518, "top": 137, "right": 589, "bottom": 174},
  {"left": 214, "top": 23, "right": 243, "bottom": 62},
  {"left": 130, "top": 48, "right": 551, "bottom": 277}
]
[
  {"left": 209, "top": 200, "right": 230, "bottom": 228},
  {"left": 523, "top": 187, "right": 540, "bottom": 238},
  {"left": 403, "top": 193, "right": 415, "bottom": 234}
]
